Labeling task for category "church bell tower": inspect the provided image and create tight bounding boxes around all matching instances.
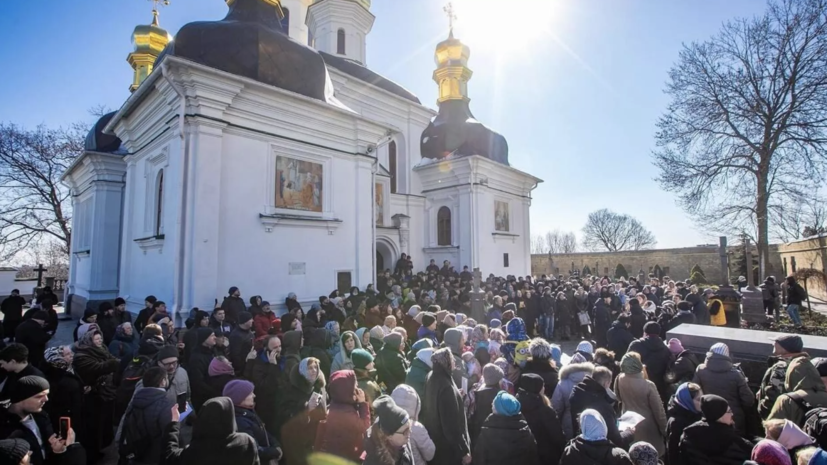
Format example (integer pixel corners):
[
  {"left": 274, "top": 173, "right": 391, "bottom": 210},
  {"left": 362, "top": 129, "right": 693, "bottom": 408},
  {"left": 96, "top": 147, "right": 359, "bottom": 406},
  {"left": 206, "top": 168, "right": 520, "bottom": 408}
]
[{"left": 306, "top": 0, "right": 375, "bottom": 65}]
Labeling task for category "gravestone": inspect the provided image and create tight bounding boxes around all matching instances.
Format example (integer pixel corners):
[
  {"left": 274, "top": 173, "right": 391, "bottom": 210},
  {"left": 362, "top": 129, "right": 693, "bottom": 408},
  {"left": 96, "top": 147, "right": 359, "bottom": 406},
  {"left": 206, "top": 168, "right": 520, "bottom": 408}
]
[{"left": 741, "top": 237, "right": 767, "bottom": 324}]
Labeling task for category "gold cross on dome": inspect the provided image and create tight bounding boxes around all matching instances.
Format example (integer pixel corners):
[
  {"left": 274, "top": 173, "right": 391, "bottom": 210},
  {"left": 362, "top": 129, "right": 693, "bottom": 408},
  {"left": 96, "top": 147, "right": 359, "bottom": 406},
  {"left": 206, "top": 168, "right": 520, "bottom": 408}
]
[
  {"left": 148, "top": 0, "right": 171, "bottom": 26},
  {"left": 443, "top": 2, "right": 457, "bottom": 32}
]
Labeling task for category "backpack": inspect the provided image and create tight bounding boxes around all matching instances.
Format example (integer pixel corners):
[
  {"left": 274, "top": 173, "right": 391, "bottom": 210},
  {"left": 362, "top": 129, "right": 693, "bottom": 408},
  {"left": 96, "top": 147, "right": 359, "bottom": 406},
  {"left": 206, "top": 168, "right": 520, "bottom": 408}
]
[
  {"left": 115, "top": 355, "right": 152, "bottom": 413},
  {"left": 787, "top": 391, "right": 827, "bottom": 449},
  {"left": 758, "top": 359, "right": 789, "bottom": 419},
  {"left": 118, "top": 403, "right": 153, "bottom": 464}
]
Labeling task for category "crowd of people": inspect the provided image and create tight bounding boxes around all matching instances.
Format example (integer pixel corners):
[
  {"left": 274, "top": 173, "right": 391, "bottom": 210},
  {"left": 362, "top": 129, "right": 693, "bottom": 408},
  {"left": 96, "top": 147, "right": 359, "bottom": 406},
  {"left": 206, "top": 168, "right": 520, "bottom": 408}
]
[{"left": 0, "top": 263, "right": 821, "bottom": 465}]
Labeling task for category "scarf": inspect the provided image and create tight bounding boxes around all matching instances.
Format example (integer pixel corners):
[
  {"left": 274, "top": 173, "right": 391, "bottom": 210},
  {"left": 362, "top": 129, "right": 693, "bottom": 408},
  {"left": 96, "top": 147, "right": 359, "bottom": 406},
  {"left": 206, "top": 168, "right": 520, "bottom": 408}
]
[
  {"left": 675, "top": 382, "right": 699, "bottom": 414},
  {"left": 44, "top": 347, "right": 74, "bottom": 374},
  {"left": 580, "top": 409, "right": 608, "bottom": 441},
  {"left": 620, "top": 353, "right": 643, "bottom": 375}
]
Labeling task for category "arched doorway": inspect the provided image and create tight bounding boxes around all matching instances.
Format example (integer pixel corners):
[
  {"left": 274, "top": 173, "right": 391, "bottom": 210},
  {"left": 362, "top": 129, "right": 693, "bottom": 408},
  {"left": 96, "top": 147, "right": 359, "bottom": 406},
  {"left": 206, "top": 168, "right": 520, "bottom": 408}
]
[
  {"left": 376, "top": 251, "right": 385, "bottom": 272},
  {"left": 376, "top": 238, "right": 398, "bottom": 277}
]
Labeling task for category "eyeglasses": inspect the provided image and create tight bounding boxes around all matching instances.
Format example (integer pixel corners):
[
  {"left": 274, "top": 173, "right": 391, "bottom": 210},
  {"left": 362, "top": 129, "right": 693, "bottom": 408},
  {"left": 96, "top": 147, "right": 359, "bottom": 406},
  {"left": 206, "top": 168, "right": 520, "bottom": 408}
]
[{"left": 160, "top": 360, "right": 179, "bottom": 368}]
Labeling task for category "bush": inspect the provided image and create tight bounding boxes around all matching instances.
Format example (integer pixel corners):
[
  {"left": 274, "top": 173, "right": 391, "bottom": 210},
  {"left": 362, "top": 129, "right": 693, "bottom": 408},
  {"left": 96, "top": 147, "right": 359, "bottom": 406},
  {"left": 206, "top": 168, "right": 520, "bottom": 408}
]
[
  {"left": 615, "top": 263, "right": 628, "bottom": 280},
  {"left": 690, "top": 271, "right": 707, "bottom": 285}
]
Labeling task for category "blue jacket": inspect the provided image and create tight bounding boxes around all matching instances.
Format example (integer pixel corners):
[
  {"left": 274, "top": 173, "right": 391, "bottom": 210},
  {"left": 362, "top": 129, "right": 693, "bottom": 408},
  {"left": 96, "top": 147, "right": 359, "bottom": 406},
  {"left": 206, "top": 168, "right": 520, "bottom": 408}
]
[{"left": 235, "top": 407, "right": 282, "bottom": 462}]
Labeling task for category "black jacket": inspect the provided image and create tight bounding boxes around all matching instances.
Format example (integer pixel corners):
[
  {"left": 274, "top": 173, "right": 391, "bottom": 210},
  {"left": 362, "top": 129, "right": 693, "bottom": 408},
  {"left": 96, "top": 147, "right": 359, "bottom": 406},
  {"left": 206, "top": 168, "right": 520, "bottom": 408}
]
[
  {"left": 606, "top": 321, "right": 634, "bottom": 358},
  {"left": 422, "top": 360, "right": 471, "bottom": 465},
  {"left": 627, "top": 336, "right": 672, "bottom": 399},
  {"left": 186, "top": 345, "right": 215, "bottom": 411},
  {"left": 97, "top": 314, "right": 118, "bottom": 347},
  {"left": 473, "top": 414, "right": 539, "bottom": 465},
  {"left": 679, "top": 420, "right": 754, "bottom": 465},
  {"left": 1, "top": 364, "right": 44, "bottom": 400},
  {"left": 667, "top": 311, "right": 696, "bottom": 333},
  {"left": 219, "top": 296, "right": 247, "bottom": 324},
  {"left": 15, "top": 319, "right": 51, "bottom": 367},
  {"left": 666, "top": 350, "right": 700, "bottom": 388},
  {"left": 469, "top": 386, "right": 498, "bottom": 447},
  {"left": 560, "top": 437, "right": 633, "bottom": 465},
  {"left": 1, "top": 295, "right": 25, "bottom": 321},
  {"left": 73, "top": 345, "right": 119, "bottom": 402},
  {"left": 569, "top": 376, "right": 631, "bottom": 449},
  {"left": 228, "top": 328, "right": 253, "bottom": 376},
  {"left": 628, "top": 302, "right": 647, "bottom": 338},
  {"left": 0, "top": 409, "right": 86, "bottom": 465},
  {"left": 134, "top": 307, "right": 153, "bottom": 334},
  {"left": 234, "top": 407, "right": 282, "bottom": 462},
  {"left": 516, "top": 388, "right": 565, "bottom": 465},
  {"left": 520, "top": 360, "right": 558, "bottom": 399},
  {"left": 243, "top": 355, "right": 283, "bottom": 437},
  {"left": 666, "top": 398, "right": 702, "bottom": 465},
  {"left": 41, "top": 363, "right": 84, "bottom": 438},
  {"left": 121, "top": 386, "right": 175, "bottom": 464}
]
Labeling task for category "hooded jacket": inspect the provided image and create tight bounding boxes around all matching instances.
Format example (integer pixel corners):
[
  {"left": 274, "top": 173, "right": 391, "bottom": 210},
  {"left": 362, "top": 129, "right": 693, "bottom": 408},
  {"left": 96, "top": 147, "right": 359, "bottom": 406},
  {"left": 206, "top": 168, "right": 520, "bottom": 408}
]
[
  {"left": 278, "top": 364, "right": 327, "bottom": 465},
  {"left": 692, "top": 352, "right": 754, "bottom": 434},
  {"left": 163, "top": 397, "right": 258, "bottom": 465},
  {"left": 219, "top": 295, "right": 247, "bottom": 324},
  {"left": 314, "top": 371, "right": 370, "bottom": 462},
  {"left": 422, "top": 355, "right": 471, "bottom": 465},
  {"left": 281, "top": 330, "right": 303, "bottom": 375},
  {"left": 391, "top": 385, "right": 436, "bottom": 465},
  {"left": 516, "top": 388, "right": 565, "bottom": 465},
  {"left": 666, "top": 397, "right": 702, "bottom": 465},
  {"left": 443, "top": 328, "right": 467, "bottom": 388},
  {"left": 551, "top": 362, "right": 594, "bottom": 439},
  {"left": 474, "top": 413, "right": 539, "bottom": 465},
  {"left": 768, "top": 358, "right": 827, "bottom": 426},
  {"left": 121, "top": 386, "right": 175, "bottom": 464},
  {"left": 628, "top": 300, "right": 647, "bottom": 338},
  {"left": 405, "top": 350, "right": 433, "bottom": 402},
  {"left": 242, "top": 349, "right": 283, "bottom": 437},
  {"left": 376, "top": 338, "right": 409, "bottom": 392},
  {"left": 330, "top": 332, "right": 362, "bottom": 373},
  {"left": 301, "top": 328, "right": 332, "bottom": 379},
  {"left": 679, "top": 419, "right": 754, "bottom": 465},
  {"left": 667, "top": 350, "right": 700, "bottom": 389},
  {"left": 627, "top": 335, "right": 672, "bottom": 400}
]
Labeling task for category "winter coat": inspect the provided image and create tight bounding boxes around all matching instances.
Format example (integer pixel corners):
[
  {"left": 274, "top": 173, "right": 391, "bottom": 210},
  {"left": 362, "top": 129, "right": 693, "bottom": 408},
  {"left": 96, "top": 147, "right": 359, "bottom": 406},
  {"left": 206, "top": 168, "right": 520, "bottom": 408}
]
[
  {"left": 679, "top": 420, "right": 754, "bottom": 465},
  {"left": 666, "top": 398, "right": 701, "bottom": 465},
  {"left": 516, "top": 388, "right": 565, "bottom": 465},
  {"left": 473, "top": 413, "right": 539, "bottom": 465},
  {"left": 219, "top": 295, "right": 247, "bottom": 323},
  {"left": 41, "top": 362, "right": 85, "bottom": 443},
  {"left": 1, "top": 295, "right": 25, "bottom": 322},
  {"left": 162, "top": 397, "right": 259, "bottom": 465},
  {"left": 362, "top": 434, "right": 414, "bottom": 465},
  {"left": 330, "top": 334, "right": 363, "bottom": 373},
  {"left": 73, "top": 344, "right": 120, "bottom": 402},
  {"left": 0, "top": 364, "right": 44, "bottom": 399},
  {"left": 281, "top": 330, "right": 303, "bottom": 376},
  {"left": 0, "top": 410, "right": 86, "bottom": 465},
  {"left": 15, "top": 319, "right": 51, "bottom": 367},
  {"left": 443, "top": 329, "right": 466, "bottom": 388},
  {"left": 375, "top": 346, "right": 409, "bottom": 392},
  {"left": 228, "top": 327, "right": 253, "bottom": 376},
  {"left": 469, "top": 385, "right": 499, "bottom": 447},
  {"left": 121, "top": 387, "right": 175, "bottom": 464},
  {"left": 767, "top": 356, "right": 827, "bottom": 426},
  {"left": 405, "top": 357, "right": 431, "bottom": 403},
  {"left": 108, "top": 333, "right": 138, "bottom": 361},
  {"left": 243, "top": 355, "right": 283, "bottom": 436},
  {"left": 253, "top": 312, "right": 279, "bottom": 338},
  {"left": 667, "top": 311, "right": 696, "bottom": 333},
  {"left": 692, "top": 352, "right": 754, "bottom": 434},
  {"left": 615, "top": 372, "right": 668, "bottom": 456},
  {"left": 391, "top": 384, "right": 435, "bottom": 465},
  {"left": 302, "top": 328, "right": 333, "bottom": 379},
  {"left": 278, "top": 364, "right": 327, "bottom": 465},
  {"left": 666, "top": 350, "right": 699, "bottom": 390},
  {"left": 355, "top": 368, "right": 382, "bottom": 406},
  {"left": 314, "top": 375, "right": 370, "bottom": 462},
  {"left": 551, "top": 362, "right": 593, "bottom": 440},
  {"left": 234, "top": 407, "right": 282, "bottom": 462},
  {"left": 560, "top": 437, "right": 633, "bottom": 465},
  {"left": 570, "top": 376, "right": 632, "bottom": 449},
  {"left": 186, "top": 345, "right": 215, "bottom": 411},
  {"left": 627, "top": 336, "right": 672, "bottom": 401},
  {"left": 628, "top": 302, "right": 647, "bottom": 338},
  {"left": 520, "top": 359, "right": 558, "bottom": 398},
  {"left": 421, "top": 357, "right": 471, "bottom": 465},
  {"left": 607, "top": 321, "right": 635, "bottom": 358}
]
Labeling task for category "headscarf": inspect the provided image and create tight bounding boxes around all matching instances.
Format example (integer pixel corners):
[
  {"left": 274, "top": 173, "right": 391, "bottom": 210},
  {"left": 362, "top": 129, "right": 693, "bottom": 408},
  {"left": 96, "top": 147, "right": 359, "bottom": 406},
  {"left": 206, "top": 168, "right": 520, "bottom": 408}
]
[
  {"left": 629, "top": 442, "right": 660, "bottom": 465},
  {"left": 76, "top": 329, "right": 104, "bottom": 351},
  {"left": 209, "top": 357, "right": 235, "bottom": 377},
  {"left": 751, "top": 440, "right": 792, "bottom": 465},
  {"left": 115, "top": 323, "right": 133, "bottom": 340},
  {"left": 44, "top": 346, "right": 74, "bottom": 374},
  {"left": 550, "top": 344, "right": 562, "bottom": 367},
  {"left": 189, "top": 397, "right": 258, "bottom": 464},
  {"left": 471, "top": 326, "right": 487, "bottom": 348},
  {"left": 778, "top": 420, "right": 815, "bottom": 450},
  {"left": 579, "top": 409, "right": 608, "bottom": 441},
  {"left": 431, "top": 347, "right": 454, "bottom": 373},
  {"left": 675, "top": 382, "right": 699, "bottom": 414},
  {"left": 299, "top": 357, "right": 320, "bottom": 384},
  {"left": 620, "top": 353, "right": 644, "bottom": 375}
]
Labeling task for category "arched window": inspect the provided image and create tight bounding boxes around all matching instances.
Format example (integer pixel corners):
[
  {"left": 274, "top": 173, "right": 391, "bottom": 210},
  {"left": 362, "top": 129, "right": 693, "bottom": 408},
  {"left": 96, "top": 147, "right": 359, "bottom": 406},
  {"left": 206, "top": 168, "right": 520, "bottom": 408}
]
[
  {"left": 389, "top": 140, "right": 397, "bottom": 194},
  {"left": 437, "top": 207, "right": 451, "bottom": 246},
  {"left": 337, "top": 29, "right": 346, "bottom": 55},
  {"left": 155, "top": 170, "right": 164, "bottom": 236},
  {"left": 280, "top": 8, "right": 290, "bottom": 33}
]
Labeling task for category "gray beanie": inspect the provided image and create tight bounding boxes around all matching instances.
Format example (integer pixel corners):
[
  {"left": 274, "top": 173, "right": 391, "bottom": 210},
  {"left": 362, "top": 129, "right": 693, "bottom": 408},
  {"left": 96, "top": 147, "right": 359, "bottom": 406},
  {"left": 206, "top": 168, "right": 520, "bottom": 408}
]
[{"left": 482, "top": 363, "right": 504, "bottom": 386}]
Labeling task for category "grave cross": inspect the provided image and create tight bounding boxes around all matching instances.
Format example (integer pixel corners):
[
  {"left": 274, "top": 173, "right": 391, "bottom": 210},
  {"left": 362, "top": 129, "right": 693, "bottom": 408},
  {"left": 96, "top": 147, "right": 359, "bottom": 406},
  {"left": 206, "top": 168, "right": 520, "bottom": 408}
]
[{"left": 33, "top": 263, "right": 47, "bottom": 288}]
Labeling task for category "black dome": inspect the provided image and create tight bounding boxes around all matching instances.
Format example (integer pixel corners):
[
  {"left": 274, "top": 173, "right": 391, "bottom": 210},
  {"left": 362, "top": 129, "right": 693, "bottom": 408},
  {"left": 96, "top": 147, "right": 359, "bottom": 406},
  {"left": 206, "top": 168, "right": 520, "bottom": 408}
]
[
  {"left": 84, "top": 112, "right": 122, "bottom": 153},
  {"left": 420, "top": 100, "right": 508, "bottom": 166},
  {"left": 165, "top": 0, "right": 331, "bottom": 102}
]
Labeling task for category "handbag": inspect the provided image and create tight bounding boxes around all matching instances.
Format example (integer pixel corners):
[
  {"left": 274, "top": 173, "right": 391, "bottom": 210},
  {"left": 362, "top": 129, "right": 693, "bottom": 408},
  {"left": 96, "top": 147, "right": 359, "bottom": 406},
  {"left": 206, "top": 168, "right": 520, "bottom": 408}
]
[{"left": 578, "top": 311, "right": 591, "bottom": 326}]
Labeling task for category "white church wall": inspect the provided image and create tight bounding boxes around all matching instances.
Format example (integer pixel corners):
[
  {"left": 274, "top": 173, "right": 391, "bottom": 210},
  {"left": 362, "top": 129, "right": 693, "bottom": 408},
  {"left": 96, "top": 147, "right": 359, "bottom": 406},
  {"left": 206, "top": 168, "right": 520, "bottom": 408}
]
[{"left": 475, "top": 189, "right": 531, "bottom": 277}]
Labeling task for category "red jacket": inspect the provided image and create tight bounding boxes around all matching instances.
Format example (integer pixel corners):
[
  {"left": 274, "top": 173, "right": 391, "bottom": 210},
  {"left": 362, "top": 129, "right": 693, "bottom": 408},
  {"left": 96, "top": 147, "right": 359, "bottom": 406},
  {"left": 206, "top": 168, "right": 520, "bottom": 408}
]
[
  {"left": 253, "top": 313, "right": 279, "bottom": 338},
  {"left": 314, "top": 371, "right": 371, "bottom": 462}
]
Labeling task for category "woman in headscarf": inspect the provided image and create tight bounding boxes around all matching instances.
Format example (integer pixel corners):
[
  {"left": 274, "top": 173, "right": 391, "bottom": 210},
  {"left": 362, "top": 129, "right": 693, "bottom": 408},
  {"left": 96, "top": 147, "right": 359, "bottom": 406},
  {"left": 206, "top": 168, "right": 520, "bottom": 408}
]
[
  {"left": 73, "top": 308, "right": 98, "bottom": 342},
  {"left": 421, "top": 348, "right": 471, "bottom": 465},
  {"left": 751, "top": 440, "right": 793, "bottom": 465},
  {"left": 73, "top": 328, "right": 121, "bottom": 462},
  {"left": 278, "top": 357, "right": 327, "bottom": 465},
  {"left": 42, "top": 345, "right": 85, "bottom": 443},
  {"left": 108, "top": 322, "right": 138, "bottom": 361},
  {"left": 356, "top": 327, "right": 375, "bottom": 356},
  {"left": 313, "top": 370, "right": 370, "bottom": 462},
  {"left": 162, "top": 396, "right": 258, "bottom": 465},
  {"left": 629, "top": 442, "right": 662, "bottom": 465},
  {"left": 324, "top": 321, "right": 341, "bottom": 360},
  {"left": 560, "top": 409, "right": 633, "bottom": 465},
  {"left": 615, "top": 352, "right": 668, "bottom": 457},
  {"left": 286, "top": 292, "right": 303, "bottom": 313},
  {"left": 666, "top": 383, "right": 703, "bottom": 465},
  {"left": 207, "top": 356, "right": 236, "bottom": 396},
  {"left": 330, "top": 331, "right": 362, "bottom": 373}
]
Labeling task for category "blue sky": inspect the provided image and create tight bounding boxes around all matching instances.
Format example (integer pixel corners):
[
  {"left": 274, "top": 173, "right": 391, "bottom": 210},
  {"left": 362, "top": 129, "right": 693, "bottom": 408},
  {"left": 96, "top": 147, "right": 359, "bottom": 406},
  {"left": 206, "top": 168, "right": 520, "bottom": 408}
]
[{"left": 0, "top": 0, "right": 769, "bottom": 249}]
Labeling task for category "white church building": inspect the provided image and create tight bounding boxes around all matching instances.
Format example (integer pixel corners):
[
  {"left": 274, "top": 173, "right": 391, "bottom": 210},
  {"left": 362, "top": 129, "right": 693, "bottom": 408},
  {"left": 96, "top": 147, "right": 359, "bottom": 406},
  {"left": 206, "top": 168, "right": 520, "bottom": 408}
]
[{"left": 62, "top": 0, "right": 541, "bottom": 316}]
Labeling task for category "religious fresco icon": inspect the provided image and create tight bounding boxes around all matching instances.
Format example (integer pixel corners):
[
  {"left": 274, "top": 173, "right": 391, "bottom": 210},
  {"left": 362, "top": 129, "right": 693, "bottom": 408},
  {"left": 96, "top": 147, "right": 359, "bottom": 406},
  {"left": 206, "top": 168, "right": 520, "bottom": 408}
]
[
  {"left": 275, "top": 156, "right": 323, "bottom": 212},
  {"left": 495, "top": 200, "right": 510, "bottom": 232},
  {"left": 375, "top": 183, "right": 384, "bottom": 225}
]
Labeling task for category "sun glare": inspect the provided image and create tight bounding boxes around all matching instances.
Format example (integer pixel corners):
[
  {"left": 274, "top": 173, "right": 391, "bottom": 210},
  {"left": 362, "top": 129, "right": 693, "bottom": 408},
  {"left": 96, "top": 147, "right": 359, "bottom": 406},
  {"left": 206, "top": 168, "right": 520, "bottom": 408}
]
[{"left": 450, "top": 0, "right": 564, "bottom": 57}]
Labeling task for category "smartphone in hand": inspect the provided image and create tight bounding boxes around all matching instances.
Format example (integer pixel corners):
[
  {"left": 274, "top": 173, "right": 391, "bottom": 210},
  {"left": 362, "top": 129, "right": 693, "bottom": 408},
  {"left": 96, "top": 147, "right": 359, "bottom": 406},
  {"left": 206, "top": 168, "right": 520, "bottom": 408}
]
[{"left": 59, "top": 417, "right": 71, "bottom": 440}]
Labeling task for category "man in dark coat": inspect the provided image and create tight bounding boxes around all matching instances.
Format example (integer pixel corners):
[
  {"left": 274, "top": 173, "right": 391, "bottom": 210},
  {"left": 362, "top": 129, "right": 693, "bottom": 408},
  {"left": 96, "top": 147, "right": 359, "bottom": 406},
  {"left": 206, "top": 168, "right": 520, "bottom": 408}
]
[
  {"left": 667, "top": 301, "right": 697, "bottom": 333},
  {"left": 1, "top": 290, "right": 25, "bottom": 342},
  {"left": 133, "top": 296, "right": 156, "bottom": 335},
  {"left": 422, "top": 348, "right": 471, "bottom": 465},
  {"left": 516, "top": 374, "right": 565, "bottom": 465},
  {"left": 186, "top": 328, "right": 217, "bottom": 411},
  {"left": 96, "top": 302, "right": 117, "bottom": 347},
  {"left": 244, "top": 335, "right": 283, "bottom": 437},
  {"left": 228, "top": 312, "right": 254, "bottom": 376},
  {"left": 606, "top": 315, "right": 635, "bottom": 358},
  {"left": 473, "top": 391, "right": 539, "bottom": 465},
  {"left": 0, "top": 344, "right": 44, "bottom": 398},
  {"left": 14, "top": 312, "right": 51, "bottom": 369},
  {"left": 220, "top": 286, "right": 247, "bottom": 324},
  {"left": 592, "top": 294, "right": 612, "bottom": 348},
  {"left": 119, "top": 367, "right": 175, "bottom": 465},
  {"left": 569, "top": 367, "right": 633, "bottom": 449},
  {"left": 628, "top": 322, "right": 673, "bottom": 402},
  {"left": 627, "top": 299, "right": 647, "bottom": 339}
]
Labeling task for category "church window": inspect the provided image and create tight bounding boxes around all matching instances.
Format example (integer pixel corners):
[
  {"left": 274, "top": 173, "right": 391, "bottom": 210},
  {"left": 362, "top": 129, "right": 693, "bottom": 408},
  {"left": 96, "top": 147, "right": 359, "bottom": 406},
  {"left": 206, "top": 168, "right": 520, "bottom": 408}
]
[
  {"left": 337, "top": 271, "right": 352, "bottom": 295},
  {"left": 280, "top": 8, "right": 290, "bottom": 33},
  {"left": 503, "top": 253, "right": 510, "bottom": 268},
  {"left": 155, "top": 170, "right": 164, "bottom": 236},
  {"left": 437, "top": 207, "right": 451, "bottom": 246},
  {"left": 389, "top": 141, "right": 398, "bottom": 194},
  {"left": 337, "top": 29, "right": 346, "bottom": 55}
]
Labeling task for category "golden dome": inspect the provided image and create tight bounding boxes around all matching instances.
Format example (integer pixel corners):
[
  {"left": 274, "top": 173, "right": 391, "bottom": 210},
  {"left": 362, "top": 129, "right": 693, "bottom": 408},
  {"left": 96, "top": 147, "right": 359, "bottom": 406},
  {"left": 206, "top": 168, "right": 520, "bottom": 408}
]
[
  {"left": 127, "top": 11, "right": 172, "bottom": 92},
  {"left": 435, "top": 31, "right": 470, "bottom": 68},
  {"left": 432, "top": 30, "right": 472, "bottom": 103}
]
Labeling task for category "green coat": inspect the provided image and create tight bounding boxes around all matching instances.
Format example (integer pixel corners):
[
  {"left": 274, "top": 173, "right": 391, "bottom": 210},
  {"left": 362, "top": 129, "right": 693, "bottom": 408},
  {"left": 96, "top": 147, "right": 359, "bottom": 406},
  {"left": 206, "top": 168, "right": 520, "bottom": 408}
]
[{"left": 406, "top": 358, "right": 432, "bottom": 402}]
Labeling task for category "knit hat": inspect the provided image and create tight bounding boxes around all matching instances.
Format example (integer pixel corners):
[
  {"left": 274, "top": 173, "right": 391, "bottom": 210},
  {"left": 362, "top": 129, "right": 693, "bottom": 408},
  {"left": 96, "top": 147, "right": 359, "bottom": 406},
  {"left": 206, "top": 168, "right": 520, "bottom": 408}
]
[
  {"left": 676, "top": 301, "right": 693, "bottom": 312},
  {"left": 228, "top": 286, "right": 239, "bottom": 295},
  {"left": 493, "top": 391, "right": 521, "bottom": 416},
  {"left": 209, "top": 357, "right": 234, "bottom": 377},
  {"left": 222, "top": 380, "right": 255, "bottom": 407},
  {"left": 579, "top": 409, "right": 608, "bottom": 441},
  {"left": 421, "top": 312, "right": 436, "bottom": 328},
  {"left": 519, "top": 373, "right": 544, "bottom": 394},
  {"left": 643, "top": 321, "right": 661, "bottom": 336},
  {"left": 482, "top": 363, "right": 504, "bottom": 386},
  {"left": 0, "top": 439, "right": 30, "bottom": 465},
  {"left": 570, "top": 352, "right": 588, "bottom": 365},
  {"left": 700, "top": 394, "right": 729, "bottom": 422},
  {"left": 196, "top": 327, "right": 215, "bottom": 345},
  {"left": 489, "top": 319, "right": 502, "bottom": 329},
  {"left": 369, "top": 326, "right": 385, "bottom": 341},
  {"left": 7, "top": 376, "right": 49, "bottom": 404},
  {"left": 620, "top": 353, "right": 643, "bottom": 375},
  {"left": 629, "top": 442, "right": 660, "bottom": 465},
  {"left": 114, "top": 297, "right": 126, "bottom": 307},
  {"left": 809, "top": 449, "right": 827, "bottom": 465},
  {"left": 576, "top": 340, "right": 593, "bottom": 355},
  {"left": 238, "top": 312, "right": 253, "bottom": 325},
  {"left": 774, "top": 335, "right": 804, "bottom": 354},
  {"left": 751, "top": 440, "right": 792, "bottom": 465},
  {"left": 529, "top": 338, "right": 552, "bottom": 360},
  {"left": 157, "top": 345, "right": 179, "bottom": 361},
  {"left": 373, "top": 395, "right": 410, "bottom": 435},
  {"left": 383, "top": 332, "right": 403, "bottom": 350},
  {"left": 668, "top": 338, "right": 685, "bottom": 355},
  {"left": 351, "top": 349, "right": 374, "bottom": 370},
  {"left": 709, "top": 342, "right": 730, "bottom": 357}
]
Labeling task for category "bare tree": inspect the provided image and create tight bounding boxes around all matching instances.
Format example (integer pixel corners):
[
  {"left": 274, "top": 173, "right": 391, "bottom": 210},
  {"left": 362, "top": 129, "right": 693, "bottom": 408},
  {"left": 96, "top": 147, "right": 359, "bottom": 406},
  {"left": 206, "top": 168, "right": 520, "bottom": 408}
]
[
  {"left": 531, "top": 234, "right": 549, "bottom": 254},
  {"left": 653, "top": 0, "right": 827, "bottom": 280},
  {"left": 0, "top": 123, "right": 84, "bottom": 261},
  {"left": 545, "top": 230, "right": 578, "bottom": 254},
  {"left": 581, "top": 209, "right": 657, "bottom": 251},
  {"left": 774, "top": 192, "right": 827, "bottom": 241}
]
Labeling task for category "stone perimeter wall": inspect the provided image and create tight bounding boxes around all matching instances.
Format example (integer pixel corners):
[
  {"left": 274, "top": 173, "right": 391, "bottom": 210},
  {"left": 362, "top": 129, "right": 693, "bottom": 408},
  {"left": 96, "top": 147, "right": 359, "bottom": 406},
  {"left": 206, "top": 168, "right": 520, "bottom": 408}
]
[{"left": 531, "top": 245, "right": 783, "bottom": 284}]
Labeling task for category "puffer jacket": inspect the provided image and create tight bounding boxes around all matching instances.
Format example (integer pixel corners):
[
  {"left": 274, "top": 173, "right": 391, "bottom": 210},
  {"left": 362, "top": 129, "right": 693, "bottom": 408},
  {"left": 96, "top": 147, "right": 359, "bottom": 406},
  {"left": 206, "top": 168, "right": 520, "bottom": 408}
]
[
  {"left": 679, "top": 420, "right": 754, "bottom": 465},
  {"left": 391, "top": 385, "right": 436, "bottom": 465},
  {"left": 551, "top": 362, "right": 594, "bottom": 440},
  {"left": 692, "top": 352, "right": 754, "bottom": 435},
  {"left": 473, "top": 413, "right": 539, "bottom": 465}
]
